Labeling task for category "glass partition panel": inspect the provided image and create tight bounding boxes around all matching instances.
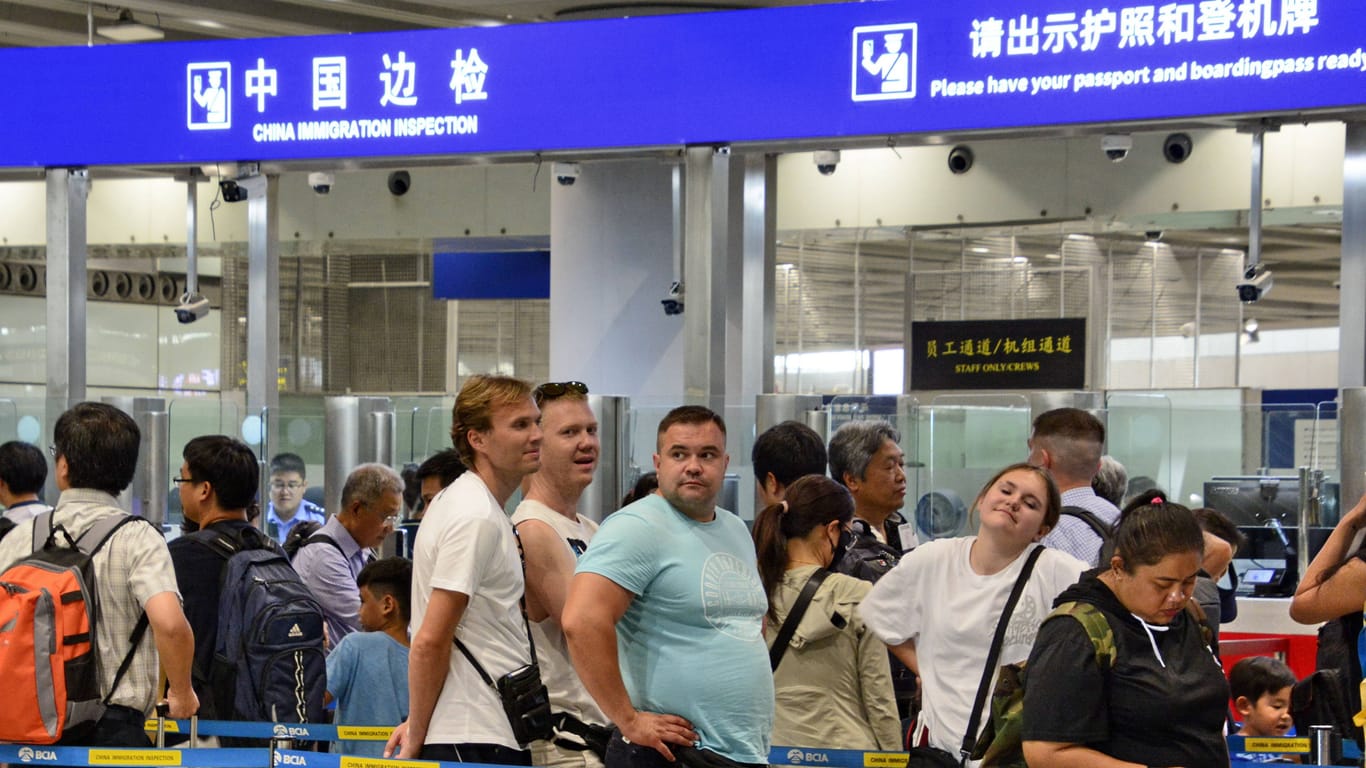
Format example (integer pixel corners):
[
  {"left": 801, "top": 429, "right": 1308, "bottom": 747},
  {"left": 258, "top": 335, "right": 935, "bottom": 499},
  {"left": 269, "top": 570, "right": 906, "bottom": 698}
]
[
  {"left": 918, "top": 394, "right": 1032, "bottom": 542},
  {"left": 0, "top": 398, "right": 17, "bottom": 443},
  {"left": 166, "top": 396, "right": 243, "bottom": 530},
  {"left": 393, "top": 396, "right": 453, "bottom": 465},
  {"left": 1105, "top": 393, "right": 1174, "bottom": 502},
  {"left": 1314, "top": 399, "right": 1341, "bottom": 526},
  {"left": 272, "top": 395, "right": 328, "bottom": 510}
]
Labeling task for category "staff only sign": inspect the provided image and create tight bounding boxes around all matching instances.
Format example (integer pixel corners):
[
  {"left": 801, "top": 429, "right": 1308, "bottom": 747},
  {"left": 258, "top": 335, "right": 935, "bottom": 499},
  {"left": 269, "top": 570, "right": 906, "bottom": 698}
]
[
  {"left": 1, "top": 1, "right": 1365, "bottom": 166},
  {"left": 910, "top": 318, "right": 1086, "bottom": 390}
]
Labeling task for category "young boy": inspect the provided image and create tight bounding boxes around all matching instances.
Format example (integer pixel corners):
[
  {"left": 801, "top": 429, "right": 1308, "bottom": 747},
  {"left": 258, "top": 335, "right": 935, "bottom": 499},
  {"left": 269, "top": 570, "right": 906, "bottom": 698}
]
[
  {"left": 1230, "top": 656, "right": 1298, "bottom": 763},
  {"left": 326, "top": 557, "right": 412, "bottom": 757}
]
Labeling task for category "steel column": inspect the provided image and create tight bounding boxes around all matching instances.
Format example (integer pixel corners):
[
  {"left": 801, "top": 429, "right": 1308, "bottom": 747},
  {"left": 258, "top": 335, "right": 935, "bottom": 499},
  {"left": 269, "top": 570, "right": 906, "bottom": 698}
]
[
  {"left": 1341, "top": 123, "right": 1366, "bottom": 389},
  {"left": 246, "top": 174, "right": 280, "bottom": 509},
  {"left": 44, "top": 168, "right": 89, "bottom": 486}
]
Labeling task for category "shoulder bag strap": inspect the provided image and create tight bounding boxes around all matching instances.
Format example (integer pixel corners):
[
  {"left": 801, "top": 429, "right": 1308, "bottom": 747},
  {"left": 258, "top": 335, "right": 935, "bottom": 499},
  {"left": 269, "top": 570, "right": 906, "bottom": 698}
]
[
  {"left": 454, "top": 522, "right": 540, "bottom": 690},
  {"left": 959, "top": 544, "right": 1045, "bottom": 764},
  {"left": 769, "top": 568, "right": 831, "bottom": 671}
]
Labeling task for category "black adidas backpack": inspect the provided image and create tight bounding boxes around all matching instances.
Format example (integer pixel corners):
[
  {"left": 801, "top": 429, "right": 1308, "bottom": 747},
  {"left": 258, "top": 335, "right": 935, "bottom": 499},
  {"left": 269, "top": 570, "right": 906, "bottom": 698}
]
[{"left": 187, "top": 526, "right": 327, "bottom": 725}]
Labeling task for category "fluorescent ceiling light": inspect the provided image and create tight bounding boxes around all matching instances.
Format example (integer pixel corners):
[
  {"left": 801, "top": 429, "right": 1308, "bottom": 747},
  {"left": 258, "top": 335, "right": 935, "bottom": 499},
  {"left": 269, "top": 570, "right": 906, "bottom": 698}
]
[{"left": 97, "top": 9, "right": 165, "bottom": 42}]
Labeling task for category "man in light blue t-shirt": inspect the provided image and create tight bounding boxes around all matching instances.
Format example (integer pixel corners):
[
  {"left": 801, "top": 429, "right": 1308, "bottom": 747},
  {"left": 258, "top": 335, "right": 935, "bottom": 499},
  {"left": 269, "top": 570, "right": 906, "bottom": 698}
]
[{"left": 564, "top": 406, "right": 772, "bottom": 768}]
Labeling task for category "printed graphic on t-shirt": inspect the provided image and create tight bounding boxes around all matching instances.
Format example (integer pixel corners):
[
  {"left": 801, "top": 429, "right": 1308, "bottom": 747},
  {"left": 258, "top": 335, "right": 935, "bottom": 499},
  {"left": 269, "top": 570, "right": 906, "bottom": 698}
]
[{"left": 700, "top": 552, "right": 765, "bottom": 640}]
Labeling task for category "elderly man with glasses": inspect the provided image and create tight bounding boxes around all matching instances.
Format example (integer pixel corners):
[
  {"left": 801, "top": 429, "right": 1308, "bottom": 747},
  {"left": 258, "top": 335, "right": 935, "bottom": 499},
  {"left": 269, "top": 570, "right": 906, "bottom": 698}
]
[
  {"left": 265, "top": 452, "right": 327, "bottom": 545},
  {"left": 294, "top": 462, "right": 404, "bottom": 652}
]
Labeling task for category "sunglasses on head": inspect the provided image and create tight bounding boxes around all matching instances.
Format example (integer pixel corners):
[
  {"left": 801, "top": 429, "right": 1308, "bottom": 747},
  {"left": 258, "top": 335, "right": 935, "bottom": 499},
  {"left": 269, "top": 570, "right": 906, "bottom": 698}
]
[{"left": 534, "top": 380, "right": 589, "bottom": 404}]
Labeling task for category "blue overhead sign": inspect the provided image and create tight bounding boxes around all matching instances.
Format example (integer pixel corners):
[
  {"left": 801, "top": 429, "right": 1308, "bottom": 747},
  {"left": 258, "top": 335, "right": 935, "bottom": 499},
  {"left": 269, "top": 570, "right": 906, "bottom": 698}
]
[{"left": 1, "top": 0, "right": 1363, "bottom": 167}]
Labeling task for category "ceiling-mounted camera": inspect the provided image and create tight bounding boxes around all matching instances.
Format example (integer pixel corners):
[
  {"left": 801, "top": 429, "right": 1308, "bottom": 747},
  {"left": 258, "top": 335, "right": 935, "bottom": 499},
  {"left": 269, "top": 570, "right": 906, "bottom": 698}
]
[
  {"left": 387, "top": 170, "right": 411, "bottom": 196},
  {"left": 219, "top": 172, "right": 266, "bottom": 203},
  {"left": 554, "top": 162, "right": 581, "bottom": 186},
  {"left": 947, "top": 145, "right": 974, "bottom": 175},
  {"left": 1101, "top": 134, "right": 1133, "bottom": 163},
  {"left": 1237, "top": 265, "right": 1274, "bottom": 303},
  {"left": 813, "top": 150, "right": 840, "bottom": 176},
  {"left": 661, "top": 281, "right": 684, "bottom": 316},
  {"left": 1162, "top": 133, "right": 1193, "bottom": 164},
  {"left": 308, "top": 171, "right": 335, "bottom": 195},
  {"left": 174, "top": 292, "right": 210, "bottom": 324}
]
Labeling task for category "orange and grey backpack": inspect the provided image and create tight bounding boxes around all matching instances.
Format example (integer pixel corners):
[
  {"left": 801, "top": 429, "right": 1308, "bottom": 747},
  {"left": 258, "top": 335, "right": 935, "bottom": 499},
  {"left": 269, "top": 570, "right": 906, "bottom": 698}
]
[{"left": 0, "top": 511, "right": 152, "bottom": 744}]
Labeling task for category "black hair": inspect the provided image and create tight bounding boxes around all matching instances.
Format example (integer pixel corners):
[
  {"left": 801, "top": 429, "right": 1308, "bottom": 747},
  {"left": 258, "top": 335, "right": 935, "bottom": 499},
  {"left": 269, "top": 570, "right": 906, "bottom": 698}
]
[
  {"left": 0, "top": 441, "right": 47, "bottom": 496},
  {"left": 183, "top": 435, "right": 260, "bottom": 511},
  {"left": 656, "top": 405, "right": 727, "bottom": 450},
  {"left": 1193, "top": 506, "right": 1246, "bottom": 551},
  {"left": 752, "top": 421, "right": 827, "bottom": 489},
  {"left": 1030, "top": 408, "right": 1106, "bottom": 480},
  {"left": 621, "top": 472, "right": 658, "bottom": 508},
  {"left": 1113, "top": 490, "right": 1205, "bottom": 570},
  {"left": 1229, "top": 656, "right": 1296, "bottom": 703},
  {"left": 357, "top": 556, "right": 413, "bottom": 623},
  {"left": 54, "top": 402, "right": 139, "bottom": 495},
  {"left": 270, "top": 452, "right": 307, "bottom": 478},
  {"left": 415, "top": 448, "right": 466, "bottom": 487},
  {"left": 751, "top": 475, "right": 854, "bottom": 623},
  {"left": 400, "top": 463, "right": 421, "bottom": 511}
]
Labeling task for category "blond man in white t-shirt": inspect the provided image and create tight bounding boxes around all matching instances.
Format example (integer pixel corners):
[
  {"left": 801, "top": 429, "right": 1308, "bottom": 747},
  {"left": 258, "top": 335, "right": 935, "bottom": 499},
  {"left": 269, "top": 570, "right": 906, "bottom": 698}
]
[{"left": 512, "top": 381, "right": 611, "bottom": 768}]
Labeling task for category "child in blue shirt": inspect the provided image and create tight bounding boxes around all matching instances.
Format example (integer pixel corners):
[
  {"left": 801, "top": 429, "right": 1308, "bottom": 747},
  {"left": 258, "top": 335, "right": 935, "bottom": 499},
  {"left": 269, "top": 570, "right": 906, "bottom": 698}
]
[
  {"left": 1230, "top": 656, "right": 1298, "bottom": 764},
  {"left": 326, "top": 557, "right": 412, "bottom": 757}
]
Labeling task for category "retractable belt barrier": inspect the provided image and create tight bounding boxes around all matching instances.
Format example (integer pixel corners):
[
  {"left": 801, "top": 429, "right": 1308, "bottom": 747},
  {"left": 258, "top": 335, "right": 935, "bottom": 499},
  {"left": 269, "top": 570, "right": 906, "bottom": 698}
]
[
  {"left": 67, "top": 726, "right": 1336, "bottom": 768},
  {"left": 0, "top": 739, "right": 1339, "bottom": 768},
  {"left": 141, "top": 721, "right": 394, "bottom": 743}
]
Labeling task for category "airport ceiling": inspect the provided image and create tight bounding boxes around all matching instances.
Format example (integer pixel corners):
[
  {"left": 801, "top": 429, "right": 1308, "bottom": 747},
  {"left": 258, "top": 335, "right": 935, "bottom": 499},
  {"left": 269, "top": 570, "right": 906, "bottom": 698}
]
[{"left": 0, "top": 1, "right": 809, "bottom": 47}]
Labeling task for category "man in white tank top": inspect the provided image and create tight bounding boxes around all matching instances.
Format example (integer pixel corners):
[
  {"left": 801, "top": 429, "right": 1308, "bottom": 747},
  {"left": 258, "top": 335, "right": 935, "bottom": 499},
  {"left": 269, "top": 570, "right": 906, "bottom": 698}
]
[{"left": 511, "top": 382, "right": 611, "bottom": 768}]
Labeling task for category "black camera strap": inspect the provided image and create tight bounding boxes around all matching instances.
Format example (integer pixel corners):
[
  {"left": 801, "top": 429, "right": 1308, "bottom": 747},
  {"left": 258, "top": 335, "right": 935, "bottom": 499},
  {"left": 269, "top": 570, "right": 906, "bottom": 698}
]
[
  {"left": 453, "top": 523, "right": 539, "bottom": 684},
  {"left": 959, "top": 544, "right": 1044, "bottom": 765},
  {"left": 769, "top": 567, "right": 830, "bottom": 671}
]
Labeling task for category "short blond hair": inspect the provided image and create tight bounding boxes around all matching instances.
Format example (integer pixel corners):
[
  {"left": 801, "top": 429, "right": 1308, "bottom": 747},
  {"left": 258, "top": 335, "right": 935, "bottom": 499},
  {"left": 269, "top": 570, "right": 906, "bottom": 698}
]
[{"left": 450, "top": 375, "right": 534, "bottom": 468}]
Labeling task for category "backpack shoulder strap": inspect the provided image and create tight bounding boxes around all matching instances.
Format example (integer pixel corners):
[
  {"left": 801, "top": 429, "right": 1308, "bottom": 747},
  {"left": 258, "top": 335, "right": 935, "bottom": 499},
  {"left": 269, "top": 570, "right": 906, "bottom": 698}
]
[
  {"left": 1052, "top": 601, "right": 1116, "bottom": 669},
  {"left": 76, "top": 513, "right": 155, "bottom": 557},
  {"left": 30, "top": 509, "right": 54, "bottom": 551},
  {"left": 1060, "top": 507, "right": 1112, "bottom": 540},
  {"left": 301, "top": 532, "right": 344, "bottom": 557}
]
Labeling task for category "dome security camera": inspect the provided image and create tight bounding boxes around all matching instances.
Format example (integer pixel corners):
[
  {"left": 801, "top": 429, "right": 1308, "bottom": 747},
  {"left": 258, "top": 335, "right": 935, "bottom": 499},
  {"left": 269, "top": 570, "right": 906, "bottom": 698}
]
[
  {"left": 554, "top": 162, "right": 581, "bottom": 186},
  {"left": 1101, "top": 134, "right": 1133, "bottom": 163},
  {"left": 813, "top": 150, "right": 840, "bottom": 176},
  {"left": 387, "top": 171, "right": 411, "bottom": 196},
  {"left": 308, "top": 172, "right": 335, "bottom": 195}
]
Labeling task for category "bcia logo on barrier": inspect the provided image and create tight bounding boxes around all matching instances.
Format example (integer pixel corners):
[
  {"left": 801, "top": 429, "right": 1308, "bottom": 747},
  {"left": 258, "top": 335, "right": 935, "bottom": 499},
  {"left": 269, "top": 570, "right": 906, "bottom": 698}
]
[
  {"left": 783, "top": 748, "right": 831, "bottom": 765},
  {"left": 851, "top": 23, "right": 917, "bottom": 101},
  {"left": 273, "top": 724, "right": 311, "bottom": 738},
  {"left": 17, "top": 747, "right": 57, "bottom": 762},
  {"left": 274, "top": 754, "right": 308, "bottom": 766}
]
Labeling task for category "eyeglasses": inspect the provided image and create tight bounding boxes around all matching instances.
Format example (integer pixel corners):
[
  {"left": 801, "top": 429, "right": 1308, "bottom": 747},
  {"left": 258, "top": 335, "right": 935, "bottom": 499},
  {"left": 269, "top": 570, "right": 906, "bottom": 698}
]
[
  {"left": 382, "top": 514, "right": 400, "bottom": 527},
  {"left": 271, "top": 481, "right": 305, "bottom": 492},
  {"left": 172, "top": 476, "right": 199, "bottom": 485},
  {"left": 533, "top": 380, "right": 588, "bottom": 405}
]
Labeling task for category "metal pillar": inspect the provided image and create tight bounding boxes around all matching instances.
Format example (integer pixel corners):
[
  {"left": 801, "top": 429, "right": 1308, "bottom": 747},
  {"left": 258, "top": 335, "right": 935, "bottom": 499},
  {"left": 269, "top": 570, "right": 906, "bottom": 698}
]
[
  {"left": 44, "top": 169, "right": 89, "bottom": 451},
  {"left": 1341, "top": 124, "right": 1366, "bottom": 389},
  {"left": 1340, "top": 388, "right": 1366, "bottom": 505},
  {"left": 740, "top": 154, "right": 777, "bottom": 398},
  {"left": 578, "top": 395, "right": 630, "bottom": 523},
  {"left": 683, "top": 148, "right": 775, "bottom": 414},
  {"left": 683, "top": 146, "right": 729, "bottom": 413},
  {"left": 246, "top": 174, "right": 281, "bottom": 510}
]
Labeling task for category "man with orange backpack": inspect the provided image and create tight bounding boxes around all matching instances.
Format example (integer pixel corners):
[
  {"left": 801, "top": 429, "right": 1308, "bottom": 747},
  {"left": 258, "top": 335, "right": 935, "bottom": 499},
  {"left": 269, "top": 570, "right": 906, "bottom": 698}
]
[{"left": 0, "top": 402, "right": 197, "bottom": 746}]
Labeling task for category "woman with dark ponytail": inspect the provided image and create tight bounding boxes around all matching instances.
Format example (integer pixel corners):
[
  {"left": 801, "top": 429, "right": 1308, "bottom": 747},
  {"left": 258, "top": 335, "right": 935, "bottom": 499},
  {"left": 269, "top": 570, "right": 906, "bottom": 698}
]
[{"left": 752, "top": 474, "right": 901, "bottom": 751}]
